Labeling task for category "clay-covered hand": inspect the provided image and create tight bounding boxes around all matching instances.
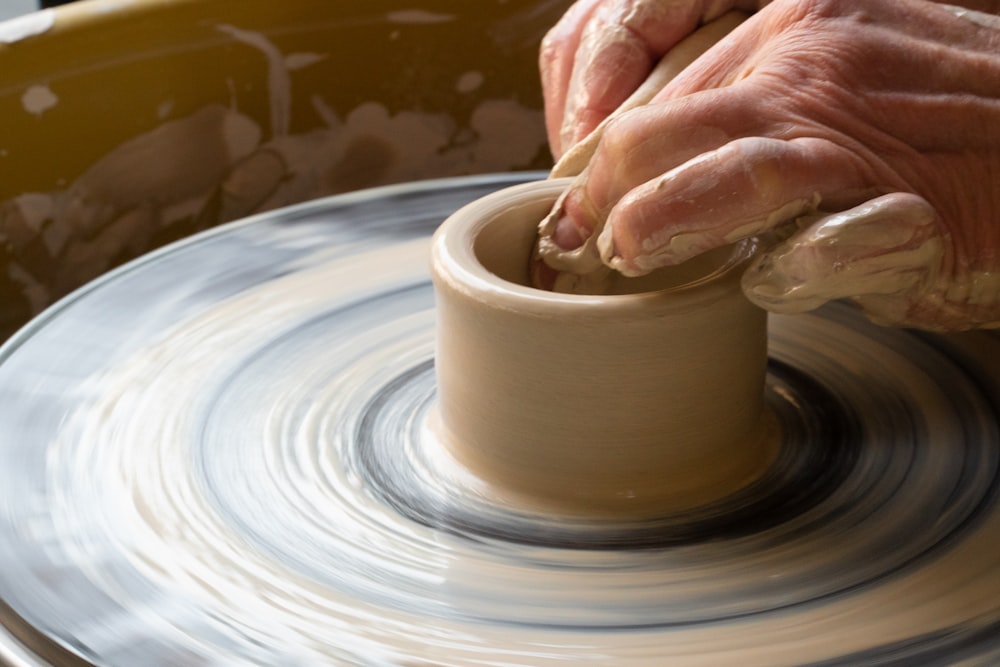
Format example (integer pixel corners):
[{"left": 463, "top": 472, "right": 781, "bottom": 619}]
[
  {"left": 541, "top": 0, "right": 770, "bottom": 158},
  {"left": 540, "top": 0, "right": 1000, "bottom": 330}
]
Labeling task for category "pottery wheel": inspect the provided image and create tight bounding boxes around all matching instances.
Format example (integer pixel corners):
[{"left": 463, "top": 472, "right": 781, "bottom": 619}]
[{"left": 2, "top": 173, "right": 1000, "bottom": 666}]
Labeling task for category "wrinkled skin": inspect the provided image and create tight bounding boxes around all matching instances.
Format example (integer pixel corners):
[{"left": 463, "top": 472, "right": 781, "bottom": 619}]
[
  {"left": 539, "top": 0, "right": 1000, "bottom": 330},
  {"left": 541, "top": 0, "right": 771, "bottom": 157}
]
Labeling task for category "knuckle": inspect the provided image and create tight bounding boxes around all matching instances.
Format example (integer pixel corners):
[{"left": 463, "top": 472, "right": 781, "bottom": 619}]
[
  {"left": 539, "top": 28, "right": 561, "bottom": 61},
  {"left": 597, "top": 113, "right": 637, "bottom": 159}
]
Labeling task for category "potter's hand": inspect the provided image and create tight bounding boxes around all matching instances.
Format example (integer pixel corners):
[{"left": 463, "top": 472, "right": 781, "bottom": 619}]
[
  {"left": 539, "top": 0, "right": 1000, "bottom": 331},
  {"left": 540, "top": 0, "right": 769, "bottom": 157}
]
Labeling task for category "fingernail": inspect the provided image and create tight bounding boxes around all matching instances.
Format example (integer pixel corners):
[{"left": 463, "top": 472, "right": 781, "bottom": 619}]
[{"left": 552, "top": 214, "right": 591, "bottom": 251}]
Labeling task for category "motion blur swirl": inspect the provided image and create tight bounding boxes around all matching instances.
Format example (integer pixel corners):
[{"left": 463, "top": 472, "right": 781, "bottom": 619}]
[{"left": 1, "top": 175, "right": 1000, "bottom": 666}]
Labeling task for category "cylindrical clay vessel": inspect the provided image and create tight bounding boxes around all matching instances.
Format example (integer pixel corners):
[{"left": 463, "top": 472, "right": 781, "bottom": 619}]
[{"left": 431, "top": 179, "right": 773, "bottom": 517}]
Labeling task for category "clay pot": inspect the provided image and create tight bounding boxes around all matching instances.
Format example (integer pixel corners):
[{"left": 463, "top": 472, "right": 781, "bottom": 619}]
[{"left": 430, "top": 178, "right": 772, "bottom": 517}]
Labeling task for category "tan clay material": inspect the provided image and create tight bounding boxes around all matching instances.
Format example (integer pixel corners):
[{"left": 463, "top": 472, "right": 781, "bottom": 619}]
[{"left": 431, "top": 179, "right": 773, "bottom": 517}]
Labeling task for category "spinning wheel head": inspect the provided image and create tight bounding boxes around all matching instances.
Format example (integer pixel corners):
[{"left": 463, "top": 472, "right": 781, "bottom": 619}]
[{"left": 0, "top": 175, "right": 999, "bottom": 666}]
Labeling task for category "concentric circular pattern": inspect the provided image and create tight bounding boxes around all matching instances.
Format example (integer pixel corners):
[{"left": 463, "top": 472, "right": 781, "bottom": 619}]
[{"left": 2, "top": 174, "right": 1000, "bottom": 666}]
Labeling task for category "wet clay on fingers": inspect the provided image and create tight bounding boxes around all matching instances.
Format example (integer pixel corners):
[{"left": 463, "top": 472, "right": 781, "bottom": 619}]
[
  {"left": 431, "top": 179, "right": 774, "bottom": 517},
  {"left": 535, "top": 11, "right": 750, "bottom": 294}
]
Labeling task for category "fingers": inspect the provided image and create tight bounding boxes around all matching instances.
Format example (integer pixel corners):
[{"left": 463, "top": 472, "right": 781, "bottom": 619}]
[
  {"left": 540, "top": 0, "right": 605, "bottom": 157},
  {"left": 741, "top": 193, "right": 945, "bottom": 325},
  {"left": 535, "top": 83, "right": 864, "bottom": 283},
  {"left": 542, "top": 0, "right": 751, "bottom": 157},
  {"left": 550, "top": 9, "right": 750, "bottom": 178},
  {"left": 597, "top": 133, "right": 876, "bottom": 276}
]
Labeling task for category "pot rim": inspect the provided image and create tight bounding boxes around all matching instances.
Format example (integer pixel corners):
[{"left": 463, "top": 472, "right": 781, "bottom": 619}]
[{"left": 431, "top": 178, "right": 757, "bottom": 316}]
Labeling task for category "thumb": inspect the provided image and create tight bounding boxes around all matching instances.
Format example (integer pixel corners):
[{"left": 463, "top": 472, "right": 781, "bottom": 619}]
[{"left": 741, "top": 193, "right": 944, "bottom": 325}]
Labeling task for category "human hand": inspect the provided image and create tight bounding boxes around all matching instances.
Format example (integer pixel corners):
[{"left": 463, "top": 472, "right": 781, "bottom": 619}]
[
  {"left": 536, "top": 0, "right": 1000, "bottom": 330},
  {"left": 540, "top": 0, "right": 769, "bottom": 158}
]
